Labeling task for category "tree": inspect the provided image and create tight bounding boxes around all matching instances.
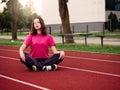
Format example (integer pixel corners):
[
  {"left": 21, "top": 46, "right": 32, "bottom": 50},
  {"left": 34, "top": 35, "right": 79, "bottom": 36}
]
[
  {"left": 17, "top": 0, "right": 34, "bottom": 29},
  {"left": 0, "top": 8, "right": 11, "bottom": 30},
  {"left": 7, "top": 0, "right": 21, "bottom": 40},
  {"left": 58, "top": 0, "right": 74, "bottom": 43},
  {"left": 2, "top": 0, "right": 21, "bottom": 40},
  {"left": 1, "top": 0, "right": 39, "bottom": 34},
  {"left": 23, "top": 0, "right": 37, "bottom": 28},
  {"left": 108, "top": 12, "right": 118, "bottom": 32}
]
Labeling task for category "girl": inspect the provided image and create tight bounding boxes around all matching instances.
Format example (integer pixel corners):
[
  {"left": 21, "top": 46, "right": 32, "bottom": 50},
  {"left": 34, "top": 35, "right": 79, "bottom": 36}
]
[{"left": 19, "top": 16, "right": 65, "bottom": 71}]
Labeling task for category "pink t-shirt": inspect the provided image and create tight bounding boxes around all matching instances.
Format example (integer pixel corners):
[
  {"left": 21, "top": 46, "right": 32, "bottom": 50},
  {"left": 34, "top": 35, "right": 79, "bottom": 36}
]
[{"left": 24, "top": 34, "right": 56, "bottom": 58}]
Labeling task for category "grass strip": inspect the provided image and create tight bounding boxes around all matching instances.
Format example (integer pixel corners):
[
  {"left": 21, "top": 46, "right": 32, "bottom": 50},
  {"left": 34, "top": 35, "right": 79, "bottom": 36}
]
[{"left": 0, "top": 39, "right": 120, "bottom": 54}]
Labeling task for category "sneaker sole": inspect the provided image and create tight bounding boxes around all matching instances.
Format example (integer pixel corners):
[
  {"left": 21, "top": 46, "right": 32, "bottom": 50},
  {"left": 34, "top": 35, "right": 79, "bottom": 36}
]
[{"left": 32, "top": 65, "right": 37, "bottom": 71}]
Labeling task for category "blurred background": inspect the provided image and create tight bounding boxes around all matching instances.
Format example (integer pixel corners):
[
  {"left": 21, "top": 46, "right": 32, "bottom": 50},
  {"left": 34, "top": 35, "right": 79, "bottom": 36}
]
[{"left": 0, "top": 0, "right": 120, "bottom": 40}]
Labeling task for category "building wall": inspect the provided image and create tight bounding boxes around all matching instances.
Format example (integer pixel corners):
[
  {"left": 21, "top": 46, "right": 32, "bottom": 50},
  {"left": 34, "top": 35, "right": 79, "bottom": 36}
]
[
  {"left": 105, "top": 0, "right": 120, "bottom": 22},
  {"left": 105, "top": 0, "right": 120, "bottom": 11},
  {"left": 41, "top": 0, "right": 105, "bottom": 33},
  {"left": 41, "top": 0, "right": 105, "bottom": 25},
  {"left": 46, "top": 22, "right": 104, "bottom": 34}
]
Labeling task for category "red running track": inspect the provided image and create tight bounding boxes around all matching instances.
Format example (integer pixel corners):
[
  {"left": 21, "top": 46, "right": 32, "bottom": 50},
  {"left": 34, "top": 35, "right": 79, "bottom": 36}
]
[{"left": 0, "top": 45, "right": 120, "bottom": 90}]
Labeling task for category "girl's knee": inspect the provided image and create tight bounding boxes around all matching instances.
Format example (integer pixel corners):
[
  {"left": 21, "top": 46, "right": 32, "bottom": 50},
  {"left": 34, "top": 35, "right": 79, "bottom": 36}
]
[{"left": 60, "top": 51, "right": 65, "bottom": 58}]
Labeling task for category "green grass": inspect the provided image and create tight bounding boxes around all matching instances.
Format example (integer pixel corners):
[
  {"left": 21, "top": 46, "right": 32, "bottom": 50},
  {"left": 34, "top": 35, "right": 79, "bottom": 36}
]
[
  {"left": 0, "top": 38, "right": 120, "bottom": 54},
  {"left": 0, "top": 39, "right": 23, "bottom": 46},
  {"left": 56, "top": 43, "right": 120, "bottom": 54},
  {"left": 90, "top": 31, "right": 120, "bottom": 38}
]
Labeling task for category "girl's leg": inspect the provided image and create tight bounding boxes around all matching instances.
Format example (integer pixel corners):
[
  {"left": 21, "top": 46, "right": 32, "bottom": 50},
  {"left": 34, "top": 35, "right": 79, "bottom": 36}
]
[
  {"left": 20, "top": 52, "right": 42, "bottom": 71},
  {"left": 20, "top": 59, "right": 32, "bottom": 70},
  {"left": 41, "top": 53, "right": 64, "bottom": 66},
  {"left": 41, "top": 53, "right": 64, "bottom": 71}
]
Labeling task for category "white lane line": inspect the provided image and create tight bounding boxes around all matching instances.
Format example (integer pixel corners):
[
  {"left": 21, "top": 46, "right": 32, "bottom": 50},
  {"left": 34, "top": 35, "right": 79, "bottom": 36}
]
[
  {"left": 0, "top": 74, "right": 50, "bottom": 90},
  {"left": 0, "top": 49, "right": 120, "bottom": 64},
  {"left": 59, "top": 66, "right": 120, "bottom": 78},
  {"left": 0, "top": 49, "right": 18, "bottom": 52},
  {"left": 65, "top": 56, "right": 120, "bottom": 64},
  {"left": 0, "top": 56, "right": 19, "bottom": 61},
  {"left": 0, "top": 56, "right": 120, "bottom": 78}
]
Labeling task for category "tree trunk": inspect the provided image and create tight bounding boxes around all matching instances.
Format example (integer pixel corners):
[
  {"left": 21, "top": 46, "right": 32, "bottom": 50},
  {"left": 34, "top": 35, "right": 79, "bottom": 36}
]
[
  {"left": 2, "top": 0, "right": 18, "bottom": 40},
  {"left": 11, "top": 0, "right": 18, "bottom": 40},
  {"left": 59, "top": 0, "right": 74, "bottom": 43},
  {"left": 11, "top": 18, "right": 17, "bottom": 40}
]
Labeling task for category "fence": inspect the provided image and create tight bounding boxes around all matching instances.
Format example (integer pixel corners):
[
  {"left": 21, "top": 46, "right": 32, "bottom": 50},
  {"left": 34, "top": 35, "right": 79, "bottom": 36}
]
[{"left": 0, "top": 22, "right": 120, "bottom": 35}]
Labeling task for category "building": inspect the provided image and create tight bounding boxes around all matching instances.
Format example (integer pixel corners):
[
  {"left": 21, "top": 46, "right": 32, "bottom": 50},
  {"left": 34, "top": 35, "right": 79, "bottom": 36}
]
[
  {"left": 41, "top": 0, "right": 119, "bottom": 33},
  {"left": 105, "top": 0, "right": 120, "bottom": 21},
  {"left": 41, "top": 0, "right": 105, "bottom": 33},
  {"left": 105, "top": 0, "right": 120, "bottom": 19}
]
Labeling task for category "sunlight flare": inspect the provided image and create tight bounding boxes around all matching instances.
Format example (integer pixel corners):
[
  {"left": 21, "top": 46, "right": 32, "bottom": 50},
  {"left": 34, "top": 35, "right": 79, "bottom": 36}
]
[{"left": 19, "top": 0, "right": 42, "bottom": 15}]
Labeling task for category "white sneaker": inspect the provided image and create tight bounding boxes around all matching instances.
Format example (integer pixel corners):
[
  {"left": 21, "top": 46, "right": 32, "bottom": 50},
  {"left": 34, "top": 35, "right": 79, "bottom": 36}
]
[
  {"left": 42, "top": 64, "right": 57, "bottom": 71},
  {"left": 32, "top": 65, "right": 37, "bottom": 71}
]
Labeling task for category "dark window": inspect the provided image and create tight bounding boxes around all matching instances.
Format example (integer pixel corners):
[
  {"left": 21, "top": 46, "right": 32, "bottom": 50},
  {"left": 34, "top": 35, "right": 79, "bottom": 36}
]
[{"left": 106, "top": 0, "right": 120, "bottom": 11}]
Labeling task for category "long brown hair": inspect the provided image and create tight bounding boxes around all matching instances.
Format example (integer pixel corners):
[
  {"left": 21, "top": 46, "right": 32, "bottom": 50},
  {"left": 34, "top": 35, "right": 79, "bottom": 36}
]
[{"left": 30, "top": 16, "right": 47, "bottom": 35}]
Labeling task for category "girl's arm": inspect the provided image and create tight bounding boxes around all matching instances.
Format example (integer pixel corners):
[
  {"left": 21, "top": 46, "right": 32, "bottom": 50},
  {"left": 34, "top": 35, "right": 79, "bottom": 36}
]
[
  {"left": 19, "top": 44, "right": 27, "bottom": 62},
  {"left": 51, "top": 46, "right": 65, "bottom": 59},
  {"left": 51, "top": 46, "right": 58, "bottom": 54}
]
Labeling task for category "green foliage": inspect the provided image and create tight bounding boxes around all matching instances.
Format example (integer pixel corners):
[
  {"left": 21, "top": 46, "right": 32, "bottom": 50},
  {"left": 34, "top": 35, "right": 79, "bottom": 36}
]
[
  {"left": 0, "top": 8, "right": 11, "bottom": 29},
  {"left": 0, "top": 0, "right": 40, "bottom": 30}
]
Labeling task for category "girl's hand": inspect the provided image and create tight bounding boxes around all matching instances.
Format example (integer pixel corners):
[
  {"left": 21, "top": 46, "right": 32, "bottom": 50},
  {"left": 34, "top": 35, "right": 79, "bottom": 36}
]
[
  {"left": 51, "top": 46, "right": 65, "bottom": 59},
  {"left": 20, "top": 52, "right": 26, "bottom": 62},
  {"left": 59, "top": 51, "right": 65, "bottom": 59}
]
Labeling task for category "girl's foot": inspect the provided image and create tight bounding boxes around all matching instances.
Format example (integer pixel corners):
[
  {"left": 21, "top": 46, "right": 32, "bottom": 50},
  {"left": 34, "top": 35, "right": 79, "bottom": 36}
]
[{"left": 42, "top": 64, "right": 57, "bottom": 71}]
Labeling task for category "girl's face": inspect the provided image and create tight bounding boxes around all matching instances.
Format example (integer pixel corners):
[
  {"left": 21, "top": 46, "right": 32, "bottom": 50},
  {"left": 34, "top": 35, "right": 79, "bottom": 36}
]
[{"left": 33, "top": 18, "right": 41, "bottom": 30}]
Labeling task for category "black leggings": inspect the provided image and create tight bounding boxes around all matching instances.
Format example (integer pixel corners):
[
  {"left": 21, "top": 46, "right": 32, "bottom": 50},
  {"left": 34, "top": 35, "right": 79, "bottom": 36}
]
[{"left": 20, "top": 52, "right": 64, "bottom": 70}]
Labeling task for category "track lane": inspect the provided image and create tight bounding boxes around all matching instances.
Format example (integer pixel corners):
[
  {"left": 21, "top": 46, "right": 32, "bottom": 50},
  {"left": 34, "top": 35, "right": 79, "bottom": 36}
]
[
  {"left": 61, "top": 58, "right": 120, "bottom": 75},
  {"left": 0, "top": 47, "right": 120, "bottom": 75},
  {"left": 0, "top": 76, "right": 50, "bottom": 90},
  {"left": 0, "top": 58, "right": 120, "bottom": 90},
  {"left": 0, "top": 45, "right": 120, "bottom": 90}
]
